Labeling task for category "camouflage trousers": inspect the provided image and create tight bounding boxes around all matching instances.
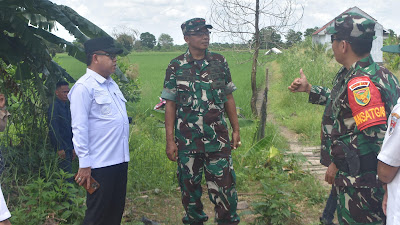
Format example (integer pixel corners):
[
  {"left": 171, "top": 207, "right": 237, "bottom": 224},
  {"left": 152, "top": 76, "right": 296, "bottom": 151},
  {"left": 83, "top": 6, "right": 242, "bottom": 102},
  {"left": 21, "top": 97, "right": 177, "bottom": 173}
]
[
  {"left": 334, "top": 186, "right": 386, "bottom": 225},
  {"left": 177, "top": 150, "right": 240, "bottom": 225}
]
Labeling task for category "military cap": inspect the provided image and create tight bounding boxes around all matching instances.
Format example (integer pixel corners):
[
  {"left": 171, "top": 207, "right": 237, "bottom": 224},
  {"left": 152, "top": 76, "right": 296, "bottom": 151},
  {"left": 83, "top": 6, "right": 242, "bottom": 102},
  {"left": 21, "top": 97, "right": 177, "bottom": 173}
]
[
  {"left": 381, "top": 44, "right": 400, "bottom": 54},
  {"left": 327, "top": 12, "right": 375, "bottom": 41},
  {"left": 84, "top": 36, "right": 123, "bottom": 55},
  {"left": 181, "top": 18, "right": 213, "bottom": 35}
]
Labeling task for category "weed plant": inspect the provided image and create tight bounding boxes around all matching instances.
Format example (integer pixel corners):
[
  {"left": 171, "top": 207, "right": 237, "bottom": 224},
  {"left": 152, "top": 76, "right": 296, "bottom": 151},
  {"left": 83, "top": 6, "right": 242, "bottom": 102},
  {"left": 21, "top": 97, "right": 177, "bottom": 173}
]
[
  {"left": 245, "top": 141, "right": 325, "bottom": 224},
  {"left": 9, "top": 169, "right": 86, "bottom": 225}
]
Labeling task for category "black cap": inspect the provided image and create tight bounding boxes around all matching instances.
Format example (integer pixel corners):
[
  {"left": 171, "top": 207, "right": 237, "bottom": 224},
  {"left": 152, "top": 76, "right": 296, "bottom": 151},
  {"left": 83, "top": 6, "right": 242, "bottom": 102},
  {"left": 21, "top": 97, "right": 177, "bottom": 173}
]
[{"left": 84, "top": 37, "right": 123, "bottom": 55}]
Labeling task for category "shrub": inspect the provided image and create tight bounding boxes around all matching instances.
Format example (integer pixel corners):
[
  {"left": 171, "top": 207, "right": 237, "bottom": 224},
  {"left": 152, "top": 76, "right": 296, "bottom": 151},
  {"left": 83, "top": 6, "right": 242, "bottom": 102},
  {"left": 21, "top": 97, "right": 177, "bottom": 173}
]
[{"left": 10, "top": 170, "right": 86, "bottom": 225}]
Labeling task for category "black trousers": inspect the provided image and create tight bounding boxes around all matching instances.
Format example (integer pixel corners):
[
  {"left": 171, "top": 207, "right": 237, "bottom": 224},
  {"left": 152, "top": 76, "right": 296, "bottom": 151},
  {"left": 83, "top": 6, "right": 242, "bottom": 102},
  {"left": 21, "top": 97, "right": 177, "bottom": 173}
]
[{"left": 83, "top": 162, "right": 128, "bottom": 225}]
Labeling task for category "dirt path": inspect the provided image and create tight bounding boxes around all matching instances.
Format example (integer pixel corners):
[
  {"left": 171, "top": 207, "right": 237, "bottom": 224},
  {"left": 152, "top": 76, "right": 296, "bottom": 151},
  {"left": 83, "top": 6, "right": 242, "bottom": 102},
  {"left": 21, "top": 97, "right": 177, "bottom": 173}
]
[{"left": 255, "top": 69, "right": 328, "bottom": 186}]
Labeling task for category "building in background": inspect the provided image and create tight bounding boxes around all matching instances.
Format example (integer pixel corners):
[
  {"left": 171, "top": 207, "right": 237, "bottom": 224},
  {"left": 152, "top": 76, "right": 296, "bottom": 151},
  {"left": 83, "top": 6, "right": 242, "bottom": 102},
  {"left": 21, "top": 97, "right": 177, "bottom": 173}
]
[{"left": 312, "top": 6, "right": 388, "bottom": 63}]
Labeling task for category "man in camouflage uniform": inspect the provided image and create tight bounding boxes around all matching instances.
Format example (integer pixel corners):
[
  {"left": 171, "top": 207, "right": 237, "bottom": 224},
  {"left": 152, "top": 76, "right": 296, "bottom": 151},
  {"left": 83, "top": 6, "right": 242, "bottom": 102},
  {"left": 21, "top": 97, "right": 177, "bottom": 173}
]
[
  {"left": 161, "top": 18, "right": 241, "bottom": 225},
  {"left": 288, "top": 12, "right": 400, "bottom": 225}
]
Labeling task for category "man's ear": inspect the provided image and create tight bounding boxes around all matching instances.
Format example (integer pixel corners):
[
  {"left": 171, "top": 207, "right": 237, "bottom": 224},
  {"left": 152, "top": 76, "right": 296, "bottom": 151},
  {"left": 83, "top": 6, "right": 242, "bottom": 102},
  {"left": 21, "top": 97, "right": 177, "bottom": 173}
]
[
  {"left": 184, "top": 35, "right": 190, "bottom": 44},
  {"left": 91, "top": 54, "right": 98, "bottom": 64},
  {"left": 342, "top": 41, "right": 350, "bottom": 54}
]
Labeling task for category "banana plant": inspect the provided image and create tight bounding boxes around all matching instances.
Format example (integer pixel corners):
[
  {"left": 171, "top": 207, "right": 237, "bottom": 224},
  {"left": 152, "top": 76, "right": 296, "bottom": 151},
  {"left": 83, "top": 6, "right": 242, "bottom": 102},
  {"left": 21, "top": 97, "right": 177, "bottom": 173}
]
[{"left": 0, "top": 0, "right": 127, "bottom": 101}]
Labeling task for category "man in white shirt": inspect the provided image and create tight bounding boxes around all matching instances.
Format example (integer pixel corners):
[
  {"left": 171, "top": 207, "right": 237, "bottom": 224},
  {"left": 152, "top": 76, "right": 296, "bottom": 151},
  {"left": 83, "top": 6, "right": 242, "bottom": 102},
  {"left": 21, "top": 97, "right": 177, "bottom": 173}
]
[
  {"left": 378, "top": 43, "right": 400, "bottom": 225},
  {"left": 68, "top": 37, "right": 130, "bottom": 225}
]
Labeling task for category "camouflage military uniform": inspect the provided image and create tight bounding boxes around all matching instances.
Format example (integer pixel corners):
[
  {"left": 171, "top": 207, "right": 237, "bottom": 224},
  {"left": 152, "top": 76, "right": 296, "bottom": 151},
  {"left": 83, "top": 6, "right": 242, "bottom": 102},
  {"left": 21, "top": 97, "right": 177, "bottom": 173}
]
[
  {"left": 161, "top": 48, "right": 240, "bottom": 224},
  {"left": 308, "top": 12, "right": 400, "bottom": 225}
]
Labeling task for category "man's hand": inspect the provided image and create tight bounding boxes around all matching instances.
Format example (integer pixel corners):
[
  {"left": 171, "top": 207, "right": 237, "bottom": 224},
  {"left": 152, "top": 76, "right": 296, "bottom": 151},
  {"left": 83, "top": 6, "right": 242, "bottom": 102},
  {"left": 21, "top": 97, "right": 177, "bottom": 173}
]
[
  {"left": 75, "top": 167, "right": 91, "bottom": 190},
  {"left": 57, "top": 150, "right": 66, "bottom": 159},
  {"left": 230, "top": 131, "right": 241, "bottom": 150},
  {"left": 288, "top": 69, "right": 312, "bottom": 94},
  {"left": 0, "top": 94, "right": 5, "bottom": 109},
  {"left": 382, "top": 189, "right": 388, "bottom": 215},
  {"left": 166, "top": 141, "right": 178, "bottom": 162},
  {"left": 325, "top": 162, "right": 339, "bottom": 184}
]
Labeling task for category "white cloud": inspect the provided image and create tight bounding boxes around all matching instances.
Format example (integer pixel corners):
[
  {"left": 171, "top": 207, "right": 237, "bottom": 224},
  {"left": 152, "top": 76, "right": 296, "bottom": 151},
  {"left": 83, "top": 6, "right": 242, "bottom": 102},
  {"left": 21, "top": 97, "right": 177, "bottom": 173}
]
[{"left": 49, "top": 0, "right": 400, "bottom": 45}]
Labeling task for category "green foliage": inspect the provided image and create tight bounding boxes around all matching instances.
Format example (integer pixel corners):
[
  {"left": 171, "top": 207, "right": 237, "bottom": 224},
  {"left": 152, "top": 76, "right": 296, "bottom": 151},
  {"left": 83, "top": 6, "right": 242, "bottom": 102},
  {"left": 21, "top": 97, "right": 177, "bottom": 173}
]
[
  {"left": 0, "top": 61, "right": 56, "bottom": 176},
  {"left": 158, "top": 33, "right": 174, "bottom": 50},
  {"left": 382, "top": 34, "right": 400, "bottom": 71},
  {"left": 0, "top": 0, "right": 129, "bottom": 181},
  {"left": 10, "top": 170, "right": 86, "bottom": 225},
  {"left": 116, "top": 33, "right": 135, "bottom": 52},
  {"left": 140, "top": 32, "right": 157, "bottom": 49},
  {"left": 0, "top": 0, "right": 113, "bottom": 86},
  {"left": 127, "top": 115, "right": 177, "bottom": 192},
  {"left": 244, "top": 143, "right": 324, "bottom": 224},
  {"left": 252, "top": 178, "right": 299, "bottom": 225},
  {"left": 285, "top": 29, "right": 303, "bottom": 48},
  {"left": 259, "top": 26, "right": 283, "bottom": 50},
  {"left": 114, "top": 57, "right": 141, "bottom": 102},
  {"left": 304, "top": 27, "right": 319, "bottom": 38},
  {"left": 292, "top": 175, "right": 326, "bottom": 206},
  {"left": 112, "top": 26, "right": 139, "bottom": 53},
  {"left": 270, "top": 37, "right": 341, "bottom": 145}
]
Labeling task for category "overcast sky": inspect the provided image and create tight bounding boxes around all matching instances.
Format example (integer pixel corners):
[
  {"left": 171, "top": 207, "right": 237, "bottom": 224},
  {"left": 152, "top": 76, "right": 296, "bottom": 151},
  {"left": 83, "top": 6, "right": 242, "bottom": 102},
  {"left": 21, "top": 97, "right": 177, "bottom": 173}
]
[{"left": 50, "top": 0, "right": 400, "bottom": 45}]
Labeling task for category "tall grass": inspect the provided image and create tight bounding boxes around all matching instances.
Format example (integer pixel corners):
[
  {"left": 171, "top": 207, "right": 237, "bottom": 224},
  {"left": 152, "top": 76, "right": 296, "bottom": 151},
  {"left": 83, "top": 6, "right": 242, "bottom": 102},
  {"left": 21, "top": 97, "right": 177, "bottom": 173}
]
[
  {"left": 123, "top": 50, "right": 283, "bottom": 190},
  {"left": 269, "top": 38, "right": 341, "bottom": 145}
]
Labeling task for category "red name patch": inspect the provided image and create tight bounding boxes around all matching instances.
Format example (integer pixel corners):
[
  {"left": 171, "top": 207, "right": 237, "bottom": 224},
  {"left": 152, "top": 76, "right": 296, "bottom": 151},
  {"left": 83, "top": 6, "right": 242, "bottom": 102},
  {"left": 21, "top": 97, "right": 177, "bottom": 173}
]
[{"left": 348, "top": 77, "right": 386, "bottom": 131}]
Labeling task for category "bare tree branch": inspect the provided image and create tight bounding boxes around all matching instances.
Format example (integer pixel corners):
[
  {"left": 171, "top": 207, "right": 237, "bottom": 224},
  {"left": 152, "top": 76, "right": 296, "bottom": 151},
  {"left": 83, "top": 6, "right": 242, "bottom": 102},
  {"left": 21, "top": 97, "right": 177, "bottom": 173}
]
[{"left": 209, "top": 0, "right": 303, "bottom": 116}]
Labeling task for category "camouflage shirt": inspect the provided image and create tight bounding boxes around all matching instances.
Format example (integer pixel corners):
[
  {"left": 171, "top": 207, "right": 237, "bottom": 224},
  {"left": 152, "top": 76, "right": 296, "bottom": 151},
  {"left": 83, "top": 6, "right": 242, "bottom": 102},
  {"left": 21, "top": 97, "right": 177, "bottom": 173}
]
[
  {"left": 309, "top": 55, "right": 400, "bottom": 187},
  {"left": 161, "top": 49, "right": 236, "bottom": 153}
]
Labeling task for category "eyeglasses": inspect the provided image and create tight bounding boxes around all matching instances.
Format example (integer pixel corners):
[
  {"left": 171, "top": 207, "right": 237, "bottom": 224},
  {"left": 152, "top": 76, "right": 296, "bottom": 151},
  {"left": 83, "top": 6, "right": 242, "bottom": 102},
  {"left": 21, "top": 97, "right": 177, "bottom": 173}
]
[
  {"left": 187, "top": 31, "right": 211, "bottom": 37},
  {"left": 94, "top": 52, "right": 117, "bottom": 60},
  {"left": 330, "top": 36, "right": 341, "bottom": 43}
]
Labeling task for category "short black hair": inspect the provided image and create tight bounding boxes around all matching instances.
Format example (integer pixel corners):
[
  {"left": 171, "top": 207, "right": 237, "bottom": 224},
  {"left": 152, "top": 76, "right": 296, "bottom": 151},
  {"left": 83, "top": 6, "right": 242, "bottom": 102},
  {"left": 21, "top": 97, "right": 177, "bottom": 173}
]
[
  {"left": 56, "top": 81, "right": 69, "bottom": 89},
  {"left": 335, "top": 34, "right": 373, "bottom": 57},
  {"left": 349, "top": 39, "right": 373, "bottom": 57},
  {"left": 86, "top": 54, "right": 93, "bottom": 66}
]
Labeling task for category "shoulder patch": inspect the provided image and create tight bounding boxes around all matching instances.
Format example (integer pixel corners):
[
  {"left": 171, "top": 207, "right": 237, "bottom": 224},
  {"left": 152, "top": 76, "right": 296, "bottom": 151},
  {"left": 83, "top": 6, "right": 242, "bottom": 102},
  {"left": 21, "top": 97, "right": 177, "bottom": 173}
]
[
  {"left": 389, "top": 112, "right": 400, "bottom": 136},
  {"left": 349, "top": 80, "right": 371, "bottom": 106},
  {"left": 348, "top": 76, "right": 386, "bottom": 131}
]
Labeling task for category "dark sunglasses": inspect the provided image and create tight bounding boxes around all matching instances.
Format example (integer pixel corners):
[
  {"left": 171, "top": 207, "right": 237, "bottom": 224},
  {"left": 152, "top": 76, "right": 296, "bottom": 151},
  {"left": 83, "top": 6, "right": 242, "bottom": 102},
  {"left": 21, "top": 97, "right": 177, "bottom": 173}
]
[
  {"left": 187, "top": 31, "right": 211, "bottom": 37},
  {"left": 94, "top": 52, "right": 117, "bottom": 60},
  {"left": 330, "top": 36, "right": 341, "bottom": 43}
]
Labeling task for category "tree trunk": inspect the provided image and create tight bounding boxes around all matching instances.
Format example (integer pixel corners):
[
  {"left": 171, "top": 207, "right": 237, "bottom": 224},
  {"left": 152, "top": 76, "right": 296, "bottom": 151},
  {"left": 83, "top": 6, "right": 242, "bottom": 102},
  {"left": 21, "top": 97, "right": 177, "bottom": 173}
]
[
  {"left": 250, "top": 0, "right": 260, "bottom": 117},
  {"left": 257, "top": 68, "right": 269, "bottom": 141}
]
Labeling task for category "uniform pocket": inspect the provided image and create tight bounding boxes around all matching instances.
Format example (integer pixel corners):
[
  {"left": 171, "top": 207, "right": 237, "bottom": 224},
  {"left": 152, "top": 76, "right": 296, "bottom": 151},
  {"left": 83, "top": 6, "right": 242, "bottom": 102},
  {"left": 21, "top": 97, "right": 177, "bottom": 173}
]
[
  {"left": 94, "top": 90, "right": 113, "bottom": 116},
  {"left": 176, "top": 91, "right": 192, "bottom": 106},
  {"left": 211, "top": 81, "right": 227, "bottom": 104}
]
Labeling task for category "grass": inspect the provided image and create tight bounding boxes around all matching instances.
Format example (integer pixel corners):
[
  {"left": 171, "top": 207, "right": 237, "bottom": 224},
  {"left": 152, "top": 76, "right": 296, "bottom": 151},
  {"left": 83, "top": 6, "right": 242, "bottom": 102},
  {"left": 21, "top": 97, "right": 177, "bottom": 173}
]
[
  {"left": 53, "top": 53, "right": 86, "bottom": 80},
  {"left": 51, "top": 49, "right": 328, "bottom": 224},
  {"left": 267, "top": 39, "right": 341, "bottom": 146}
]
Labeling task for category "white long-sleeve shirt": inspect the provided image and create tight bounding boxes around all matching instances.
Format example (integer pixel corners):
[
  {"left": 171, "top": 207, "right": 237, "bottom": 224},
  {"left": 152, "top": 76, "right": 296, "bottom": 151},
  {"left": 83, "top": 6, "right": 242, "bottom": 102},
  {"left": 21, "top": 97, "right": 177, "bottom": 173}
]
[
  {"left": 378, "top": 98, "right": 400, "bottom": 225},
  {"left": 68, "top": 68, "right": 130, "bottom": 169}
]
